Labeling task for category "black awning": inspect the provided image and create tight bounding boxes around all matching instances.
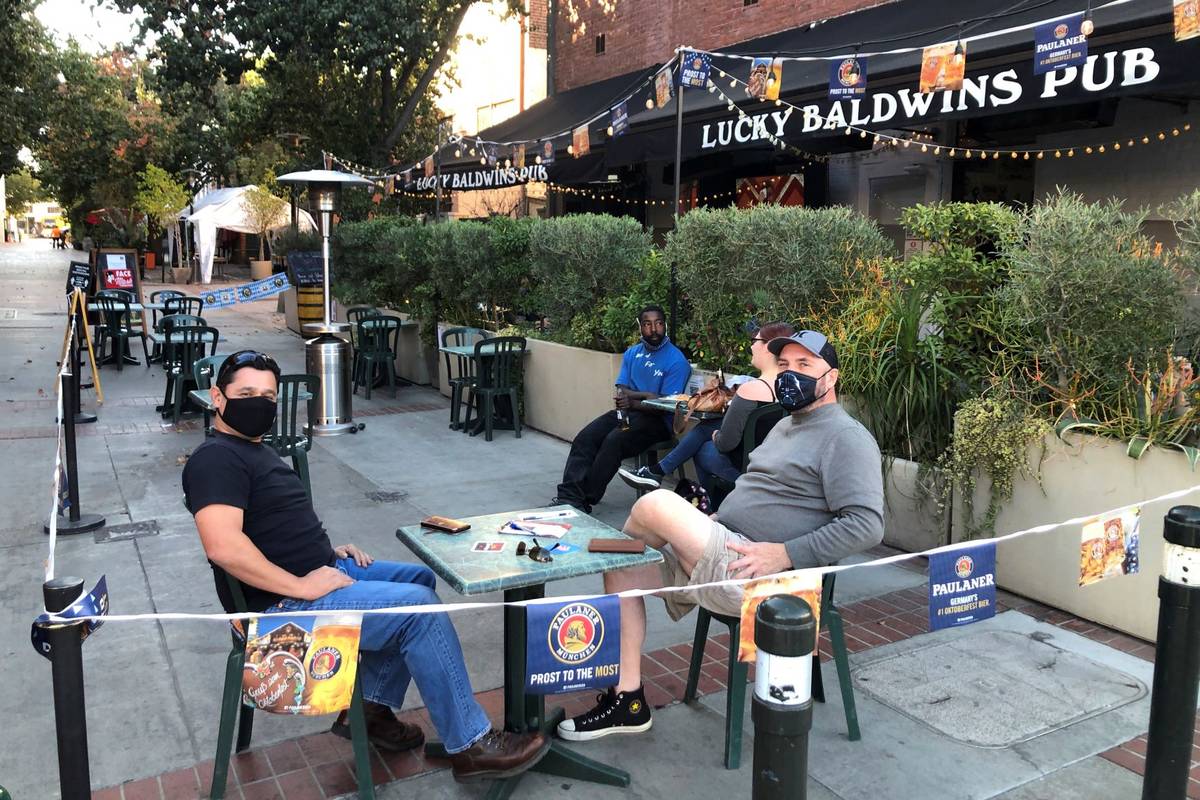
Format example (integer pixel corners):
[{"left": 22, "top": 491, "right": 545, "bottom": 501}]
[
  {"left": 608, "top": 0, "right": 1181, "bottom": 165},
  {"left": 437, "top": 66, "right": 660, "bottom": 173}
]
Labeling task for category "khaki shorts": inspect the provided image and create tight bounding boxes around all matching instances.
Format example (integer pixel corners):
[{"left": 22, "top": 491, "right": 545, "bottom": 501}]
[{"left": 659, "top": 520, "right": 748, "bottom": 621}]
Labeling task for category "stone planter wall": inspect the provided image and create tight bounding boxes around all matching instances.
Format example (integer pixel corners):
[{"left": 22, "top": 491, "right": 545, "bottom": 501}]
[
  {"left": 883, "top": 458, "right": 949, "bottom": 553},
  {"left": 953, "top": 432, "right": 1199, "bottom": 641}
]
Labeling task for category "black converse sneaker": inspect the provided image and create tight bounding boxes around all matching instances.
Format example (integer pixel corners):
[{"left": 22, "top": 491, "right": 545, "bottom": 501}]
[
  {"left": 617, "top": 466, "right": 662, "bottom": 490},
  {"left": 557, "top": 686, "right": 653, "bottom": 741}
]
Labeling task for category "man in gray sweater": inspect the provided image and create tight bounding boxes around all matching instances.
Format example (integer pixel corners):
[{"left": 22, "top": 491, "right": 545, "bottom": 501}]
[{"left": 557, "top": 330, "right": 883, "bottom": 742}]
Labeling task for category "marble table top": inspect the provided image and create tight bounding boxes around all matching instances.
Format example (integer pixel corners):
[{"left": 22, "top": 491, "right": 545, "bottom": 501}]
[{"left": 396, "top": 505, "right": 662, "bottom": 595}]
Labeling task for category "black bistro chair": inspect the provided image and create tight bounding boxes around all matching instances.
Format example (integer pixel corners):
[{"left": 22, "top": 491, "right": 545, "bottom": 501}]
[
  {"left": 94, "top": 294, "right": 148, "bottom": 370},
  {"left": 441, "top": 326, "right": 491, "bottom": 431},
  {"left": 164, "top": 295, "right": 205, "bottom": 318},
  {"left": 462, "top": 335, "right": 526, "bottom": 441},
  {"left": 265, "top": 374, "right": 318, "bottom": 500},
  {"left": 353, "top": 315, "right": 401, "bottom": 400},
  {"left": 161, "top": 325, "right": 218, "bottom": 423}
]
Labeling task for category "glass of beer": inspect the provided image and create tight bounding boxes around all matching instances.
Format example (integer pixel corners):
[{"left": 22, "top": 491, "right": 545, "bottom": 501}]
[{"left": 302, "top": 613, "right": 361, "bottom": 713}]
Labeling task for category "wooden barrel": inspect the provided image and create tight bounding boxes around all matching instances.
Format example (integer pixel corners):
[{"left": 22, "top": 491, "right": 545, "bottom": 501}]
[{"left": 297, "top": 286, "right": 324, "bottom": 325}]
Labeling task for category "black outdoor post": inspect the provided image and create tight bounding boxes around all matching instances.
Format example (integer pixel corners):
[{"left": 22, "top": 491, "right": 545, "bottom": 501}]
[
  {"left": 71, "top": 302, "right": 96, "bottom": 425},
  {"left": 44, "top": 372, "right": 105, "bottom": 535},
  {"left": 40, "top": 576, "right": 91, "bottom": 800},
  {"left": 751, "top": 594, "right": 815, "bottom": 800},
  {"left": 670, "top": 48, "right": 684, "bottom": 344},
  {"left": 1142, "top": 505, "right": 1200, "bottom": 799}
]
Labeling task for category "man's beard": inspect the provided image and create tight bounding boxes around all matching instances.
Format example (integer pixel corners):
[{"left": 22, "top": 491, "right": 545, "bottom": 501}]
[{"left": 643, "top": 333, "right": 664, "bottom": 347}]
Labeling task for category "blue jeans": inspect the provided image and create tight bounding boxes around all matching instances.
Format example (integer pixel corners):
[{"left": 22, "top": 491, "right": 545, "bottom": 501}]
[
  {"left": 657, "top": 421, "right": 741, "bottom": 488},
  {"left": 277, "top": 558, "right": 490, "bottom": 754}
]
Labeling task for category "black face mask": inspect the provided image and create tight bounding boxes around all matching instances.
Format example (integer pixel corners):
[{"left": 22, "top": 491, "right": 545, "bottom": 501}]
[
  {"left": 775, "top": 369, "right": 831, "bottom": 413},
  {"left": 218, "top": 392, "right": 277, "bottom": 438}
]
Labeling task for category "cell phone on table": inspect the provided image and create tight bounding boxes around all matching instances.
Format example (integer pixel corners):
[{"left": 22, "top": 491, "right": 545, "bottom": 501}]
[{"left": 421, "top": 515, "right": 471, "bottom": 534}]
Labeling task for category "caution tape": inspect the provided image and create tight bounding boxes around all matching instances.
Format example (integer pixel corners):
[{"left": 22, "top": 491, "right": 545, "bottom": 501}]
[{"left": 40, "top": 480, "right": 1200, "bottom": 625}]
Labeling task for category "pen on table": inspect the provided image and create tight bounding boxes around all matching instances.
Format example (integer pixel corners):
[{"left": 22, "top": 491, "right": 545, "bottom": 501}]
[{"left": 517, "top": 510, "right": 573, "bottom": 521}]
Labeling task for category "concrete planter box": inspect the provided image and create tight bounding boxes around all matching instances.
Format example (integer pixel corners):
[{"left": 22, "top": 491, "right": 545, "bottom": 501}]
[
  {"left": 884, "top": 458, "right": 949, "bottom": 553},
  {"left": 952, "top": 432, "right": 1197, "bottom": 641},
  {"left": 284, "top": 288, "right": 300, "bottom": 334}
]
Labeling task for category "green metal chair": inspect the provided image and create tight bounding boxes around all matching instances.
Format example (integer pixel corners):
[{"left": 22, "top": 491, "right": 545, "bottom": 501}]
[
  {"left": 146, "top": 290, "right": 185, "bottom": 365},
  {"left": 94, "top": 295, "right": 146, "bottom": 370},
  {"left": 164, "top": 295, "right": 205, "bottom": 317},
  {"left": 462, "top": 335, "right": 526, "bottom": 441},
  {"left": 265, "top": 374, "right": 317, "bottom": 500},
  {"left": 210, "top": 573, "right": 375, "bottom": 800},
  {"left": 161, "top": 325, "right": 218, "bottom": 423},
  {"left": 353, "top": 315, "right": 401, "bottom": 400},
  {"left": 441, "top": 326, "right": 490, "bottom": 431},
  {"left": 682, "top": 574, "right": 860, "bottom": 770},
  {"left": 708, "top": 402, "right": 786, "bottom": 509},
  {"left": 155, "top": 313, "right": 207, "bottom": 368},
  {"left": 192, "top": 354, "right": 226, "bottom": 435},
  {"left": 346, "top": 305, "right": 380, "bottom": 360}
]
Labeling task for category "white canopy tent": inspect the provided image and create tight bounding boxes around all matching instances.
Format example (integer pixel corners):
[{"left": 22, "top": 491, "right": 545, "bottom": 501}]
[{"left": 170, "top": 186, "right": 317, "bottom": 284}]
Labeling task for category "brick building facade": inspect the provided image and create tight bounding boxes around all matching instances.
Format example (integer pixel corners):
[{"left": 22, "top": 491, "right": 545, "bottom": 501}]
[{"left": 551, "top": 0, "right": 888, "bottom": 92}]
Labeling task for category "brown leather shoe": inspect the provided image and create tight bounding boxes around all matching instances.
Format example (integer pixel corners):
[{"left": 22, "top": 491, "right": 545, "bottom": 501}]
[
  {"left": 449, "top": 729, "right": 551, "bottom": 783},
  {"left": 330, "top": 702, "right": 425, "bottom": 752}
]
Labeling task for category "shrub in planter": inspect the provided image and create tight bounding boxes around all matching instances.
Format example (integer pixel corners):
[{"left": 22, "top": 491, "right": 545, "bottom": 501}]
[
  {"left": 668, "top": 204, "right": 889, "bottom": 367},
  {"left": 998, "top": 190, "right": 1183, "bottom": 409},
  {"left": 431, "top": 220, "right": 492, "bottom": 326},
  {"left": 529, "top": 214, "right": 650, "bottom": 350},
  {"left": 474, "top": 216, "right": 534, "bottom": 329},
  {"left": 333, "top": 215, "right": 420, "bottom": 308}
]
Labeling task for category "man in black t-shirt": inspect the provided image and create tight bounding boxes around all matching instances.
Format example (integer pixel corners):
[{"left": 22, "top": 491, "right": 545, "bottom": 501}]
[{"left": 182, "top": 350, "right": 548, "bottom": 782}]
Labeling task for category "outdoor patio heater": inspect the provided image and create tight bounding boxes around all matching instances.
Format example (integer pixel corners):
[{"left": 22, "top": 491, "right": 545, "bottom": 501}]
[{"left": 276, "top": 169, "right": 373, "bottom": 436}]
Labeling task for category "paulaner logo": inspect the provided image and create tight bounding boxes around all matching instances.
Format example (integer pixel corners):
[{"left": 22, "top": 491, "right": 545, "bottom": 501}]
[{"left": 548, "top": 603, "right": 604, "bottom": 665}]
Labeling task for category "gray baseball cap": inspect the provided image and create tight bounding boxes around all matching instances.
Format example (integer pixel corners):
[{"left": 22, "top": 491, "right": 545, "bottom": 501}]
[{"left": 766, "top": 330, "right": 839, "bottom": 369}]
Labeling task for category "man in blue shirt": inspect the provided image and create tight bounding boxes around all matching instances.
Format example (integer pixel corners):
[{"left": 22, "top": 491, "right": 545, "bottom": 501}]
[{"left": 553, "top": 305, "right": 691, "bottom": 512}]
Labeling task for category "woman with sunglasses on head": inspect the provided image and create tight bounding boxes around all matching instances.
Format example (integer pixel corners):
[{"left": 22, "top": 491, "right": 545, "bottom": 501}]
[
  {"left": 183, "top": 350, "right": 550, "bottom": 784},
  {"left": 618, "top": 321, "right": 794, "bottom": 493}
]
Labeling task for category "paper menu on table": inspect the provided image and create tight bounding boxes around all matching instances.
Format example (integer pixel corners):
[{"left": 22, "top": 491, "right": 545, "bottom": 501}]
[{"left": 498, "top": 521, "right": 571, "bottom": 538}]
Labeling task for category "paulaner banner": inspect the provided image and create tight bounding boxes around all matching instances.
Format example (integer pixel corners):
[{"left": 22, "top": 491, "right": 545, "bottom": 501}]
[
  {"left": 928, "top": 544, "right": 997, "bottom": 631},
  {"left": 526, "top": 596, "right": 620, "bottom": 695}
]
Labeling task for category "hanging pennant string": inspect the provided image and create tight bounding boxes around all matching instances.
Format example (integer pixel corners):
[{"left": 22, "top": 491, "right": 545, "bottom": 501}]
[
  {"left": 705, "top": 0, "right": 1134, "bottom": 62},
  {"left": 336, "top": 0, "right": 1164, "bottom": 184}
]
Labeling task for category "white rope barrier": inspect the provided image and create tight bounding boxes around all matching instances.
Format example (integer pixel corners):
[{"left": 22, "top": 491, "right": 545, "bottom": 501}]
[
  {"left": 42, "top": 479, "right": 1200, "bottom": 625},
  {"left": 44, "top": 312, "right": 76, "bottom": 582}
]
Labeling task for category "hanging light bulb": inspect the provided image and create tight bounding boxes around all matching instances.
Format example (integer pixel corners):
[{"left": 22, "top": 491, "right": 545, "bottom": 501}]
[
  {"left": 469, "top": 147, "right": 476, "bottom": 156},
  {"left": 454, "top": 149, "right": 461, "bottom": 158},
  {"left": 860, "top": 130, "right": 867, "bottom": 139},
  {"left": 1081, "top": 3, "right": 1095, "bottom": 37},
  {"left": 1010, "top": 151, "right": 1018, "bottom": 158},
  {"left": 921, "top": 144, "right": 928, "bottom": 153},
  {"left": 964, "top": 149, "right": 971, "bottom": 158},
  {"left": 730, "top": 76, "right": 737, "bottom": 88},
  {"left": 775, "top": 99, "right": 782, "bottom": 107},
  {"left": 1098, "top": 145, "right": 1106, "bottom": 153},
  {"left": 535, "top": 155, "right": 542, "bottom": 165},
  {"left": 480, "top": 156, "right": 486, "bottom": 165},
  {"left": 952, "top": 39, "right": 965, "bottom": 67},
  {"left": 567, "top": 144, "right": 574, "bottom": 155},
  {"left": 1023, "top": 152, "right": 1030, "bottom": 160},
  {"left": 1186, "top": 123, "right": 1193, "bottom": 131},
  {"left": 607, "top": 125, "right": 614, "bottom": 136},
  {"left": 646, "top": 96, "right": 655, "bottom": 110},
  {"left": 902, "top": 139, "right": 911, "bottom": 148},
  {"left": 1173, "top": 128, "right": 1181, "bottom": 136},
  {"left": 934, "top": 146, "right": 942, "bottom": 155},
  {"left": 1054, "top": 149, "right": 1062, "bottom": 158},
  {"left": 845, "top": 127, "right": 853, "bottom": 136},
  {"left": 1113, "top": 142, "right": 1120, "bottom": 150},
  {"left": 1158, "top": 131, "right": 1166, "bottom": 140},
  {"left": 708, "top": 83, "right": 716, "bottom": 93},
  {"left": 1067, "top": 148, "right": 1075, "bottom": 157},
  {"left": 504, "top": 158, "right": 512, "bottom": 168},
  {"left": 1036, "top": 152, "right": 1044, "bottom": 159}
]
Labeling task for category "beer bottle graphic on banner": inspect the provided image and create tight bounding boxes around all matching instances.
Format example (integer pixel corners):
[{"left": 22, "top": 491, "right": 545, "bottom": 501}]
[{"left": 302, "top": 613, "right": 360, "bottom": 713}]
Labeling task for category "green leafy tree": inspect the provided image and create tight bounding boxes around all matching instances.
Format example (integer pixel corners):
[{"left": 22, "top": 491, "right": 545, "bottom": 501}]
[
  {"left": 112, "top": 0, "right": 518, "bottom": 167},
  {"left": 0, "top": 1, "right": 53, "bottom": 175},
  {"left": 5, "top": 168, "right": 44, "bottom": 219},
  {"left": 134, "top": 165, "right": 189, "bottom": 263}
]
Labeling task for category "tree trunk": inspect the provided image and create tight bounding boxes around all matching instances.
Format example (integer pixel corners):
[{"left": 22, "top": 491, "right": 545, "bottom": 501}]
[{"left": 379, "top": 1, "right": 472, "bottom": 154}]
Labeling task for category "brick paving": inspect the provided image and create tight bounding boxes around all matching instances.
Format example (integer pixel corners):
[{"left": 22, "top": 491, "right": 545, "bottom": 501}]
[{"left": 91, "top": 572, "right": 1165, "bottom": 799}]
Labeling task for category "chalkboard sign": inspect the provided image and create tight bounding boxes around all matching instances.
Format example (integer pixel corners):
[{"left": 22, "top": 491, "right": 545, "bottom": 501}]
[
  {"left": 66, "top": 261, "right": 92, "bottom": 294},
  {"left": 288, "top": 252, "right": 324, "bottom": 287}
]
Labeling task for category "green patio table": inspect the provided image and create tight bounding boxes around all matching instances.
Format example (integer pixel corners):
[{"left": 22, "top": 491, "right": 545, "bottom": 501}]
[{"left": 396, "top": 504, "right": 662, "bottom": 798}]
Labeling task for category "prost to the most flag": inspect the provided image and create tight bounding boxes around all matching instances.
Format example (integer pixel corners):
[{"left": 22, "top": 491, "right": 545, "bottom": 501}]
[{"left": 526, "top": 596, "right": 620, "bottom": 695}]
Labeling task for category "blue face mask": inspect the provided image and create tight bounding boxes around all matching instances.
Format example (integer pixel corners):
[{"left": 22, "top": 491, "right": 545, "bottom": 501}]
[{"left": 775, "top": 369, "right": 831, "bottom": 412}]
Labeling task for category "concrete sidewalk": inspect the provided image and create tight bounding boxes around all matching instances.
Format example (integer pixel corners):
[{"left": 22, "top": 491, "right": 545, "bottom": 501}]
[{"left": 0, "top": 238, "right": 1185, "bottom": 800}]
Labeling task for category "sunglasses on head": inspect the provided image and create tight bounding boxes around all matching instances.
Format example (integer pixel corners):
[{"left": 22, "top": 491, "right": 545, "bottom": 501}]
[
  {"left": 218, "top": 350, "right": 280, "bottom": 384},
  {"left": 515, "top": 539, "right": 558, "bottom": 563}
]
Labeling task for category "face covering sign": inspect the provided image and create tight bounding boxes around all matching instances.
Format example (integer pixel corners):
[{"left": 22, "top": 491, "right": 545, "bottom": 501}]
[{"left": 526, "top": 596, "right": 620, "bottom": 695}]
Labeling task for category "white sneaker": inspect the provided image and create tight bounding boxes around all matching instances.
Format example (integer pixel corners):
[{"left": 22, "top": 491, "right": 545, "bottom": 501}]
[{"left": 618, "top": 466, "right": 662, "bottom": 490}]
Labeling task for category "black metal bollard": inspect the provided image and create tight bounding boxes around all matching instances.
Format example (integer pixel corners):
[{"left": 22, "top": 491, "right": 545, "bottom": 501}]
[
  {"left": 1142, "top": 506, "right": 1200, "bottom": 799},
  {"left": 751, "top": 594, "right": 816, "bottom": 800},
  {"left": 42, "top": 577, "right": 92, "bottom": 800},
  {"left": 44, "top": 373, "right": 105, "bottom": 535}
]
